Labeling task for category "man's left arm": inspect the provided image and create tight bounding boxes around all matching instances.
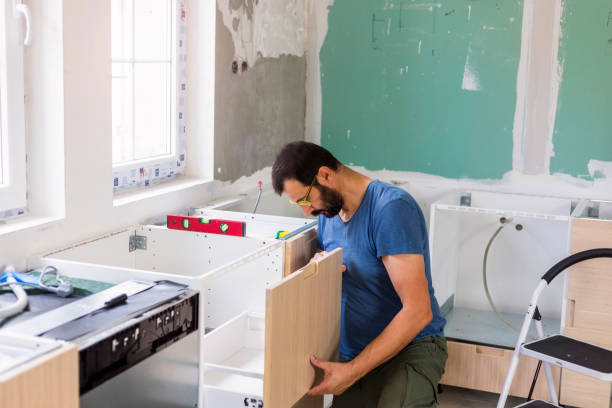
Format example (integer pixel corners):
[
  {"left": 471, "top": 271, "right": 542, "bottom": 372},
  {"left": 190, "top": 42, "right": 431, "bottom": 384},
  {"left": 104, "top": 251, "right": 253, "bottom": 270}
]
[{"left": 308, "top": 253, "right": 432, "bottom": 395}]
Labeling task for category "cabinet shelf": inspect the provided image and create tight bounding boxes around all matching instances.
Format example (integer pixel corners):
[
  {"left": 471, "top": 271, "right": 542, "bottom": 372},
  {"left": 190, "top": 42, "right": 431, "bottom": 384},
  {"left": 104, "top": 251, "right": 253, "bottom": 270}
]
[
  {"left": 444, "top": 306, "right": 560, "bottom": 349},
  {"left": 204, "top": 313, "right": 265, "bottom": 380}
]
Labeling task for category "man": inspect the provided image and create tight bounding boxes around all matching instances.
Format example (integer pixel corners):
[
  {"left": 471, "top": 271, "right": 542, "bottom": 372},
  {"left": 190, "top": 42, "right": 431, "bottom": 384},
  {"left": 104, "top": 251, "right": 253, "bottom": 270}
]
[{"left": 272, "top": 142, "right": 447, "bottom": 407}]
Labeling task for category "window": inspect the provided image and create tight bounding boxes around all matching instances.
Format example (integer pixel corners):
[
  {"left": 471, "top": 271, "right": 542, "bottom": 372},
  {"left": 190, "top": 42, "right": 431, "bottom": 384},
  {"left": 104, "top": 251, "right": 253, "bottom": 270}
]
[
  {"left": 0, "top": 0, "right": 27, "bottom": 215},
  {"left": 111, "top": 0, "right": 186, "bottom": 192}
]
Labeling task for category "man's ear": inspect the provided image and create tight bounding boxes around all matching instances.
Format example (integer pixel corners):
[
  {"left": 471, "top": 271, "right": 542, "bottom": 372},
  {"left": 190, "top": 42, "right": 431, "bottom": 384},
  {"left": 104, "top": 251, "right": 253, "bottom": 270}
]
[{"left": 316, "top": 166, "right": 335, "bottom": 187}]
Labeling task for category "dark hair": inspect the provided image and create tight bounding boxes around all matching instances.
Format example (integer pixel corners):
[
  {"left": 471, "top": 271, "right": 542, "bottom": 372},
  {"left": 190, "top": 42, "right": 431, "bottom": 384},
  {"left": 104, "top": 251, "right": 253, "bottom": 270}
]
[{"left": 271, "top": 142, "right": 341, "bottom": 194}]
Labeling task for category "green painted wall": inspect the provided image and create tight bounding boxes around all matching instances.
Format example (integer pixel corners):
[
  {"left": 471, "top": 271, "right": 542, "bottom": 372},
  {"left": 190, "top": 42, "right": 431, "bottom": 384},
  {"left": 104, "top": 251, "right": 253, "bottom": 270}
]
[
  {"left": 320, "top": 0, "right": 524, "bottom": 179},
  {"left": 550, "top": 1, "right": 612, "bottom": 177}
]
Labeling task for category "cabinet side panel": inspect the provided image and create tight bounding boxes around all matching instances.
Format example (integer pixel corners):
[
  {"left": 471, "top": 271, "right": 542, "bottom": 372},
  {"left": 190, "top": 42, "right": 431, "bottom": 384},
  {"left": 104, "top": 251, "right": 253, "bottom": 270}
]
[
  {"left": 561, "top": 218, "right": 612, "bottom": 407},
  {"left": 283, "top": 228, "right": 318, "bottom": 277}
]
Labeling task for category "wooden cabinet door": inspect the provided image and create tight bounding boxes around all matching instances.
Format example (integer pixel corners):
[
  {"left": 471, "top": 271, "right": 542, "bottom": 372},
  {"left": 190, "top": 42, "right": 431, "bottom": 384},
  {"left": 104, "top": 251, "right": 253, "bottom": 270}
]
[
  {"left": 264, "top": 248, "right": 342, "bottom": 408},
  {"left": 561, "top": 218, "right": 612, "bottom": 407}
]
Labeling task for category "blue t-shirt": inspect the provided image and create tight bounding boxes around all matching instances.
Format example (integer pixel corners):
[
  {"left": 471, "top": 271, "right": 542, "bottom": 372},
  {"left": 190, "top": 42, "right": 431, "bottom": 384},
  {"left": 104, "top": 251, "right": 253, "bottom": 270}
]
[{"left": 317, "top": 180, "right": 445, "bottom": 360}]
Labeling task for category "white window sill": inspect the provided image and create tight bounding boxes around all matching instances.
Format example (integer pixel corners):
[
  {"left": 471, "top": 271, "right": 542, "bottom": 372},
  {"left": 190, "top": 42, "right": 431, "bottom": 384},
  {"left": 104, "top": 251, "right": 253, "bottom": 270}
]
[
  {"left": 0, "top": 214, "right": 64, "bottom": 237},
  {"left": 113, "top": 176, "right": 215, "bottom": 207}
]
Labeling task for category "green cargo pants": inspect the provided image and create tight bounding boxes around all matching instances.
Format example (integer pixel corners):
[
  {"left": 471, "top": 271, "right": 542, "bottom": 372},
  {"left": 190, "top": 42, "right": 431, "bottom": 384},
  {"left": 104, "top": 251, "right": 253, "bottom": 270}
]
[{"left": 332, "top": 337, "right": 448, "bottom": 408}]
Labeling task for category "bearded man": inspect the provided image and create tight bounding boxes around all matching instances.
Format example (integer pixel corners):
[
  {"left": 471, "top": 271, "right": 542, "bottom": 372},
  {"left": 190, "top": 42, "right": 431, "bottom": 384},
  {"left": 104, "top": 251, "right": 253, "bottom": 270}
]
[{"left": 271, "top": 141, "right": 447, "bottom": 408}]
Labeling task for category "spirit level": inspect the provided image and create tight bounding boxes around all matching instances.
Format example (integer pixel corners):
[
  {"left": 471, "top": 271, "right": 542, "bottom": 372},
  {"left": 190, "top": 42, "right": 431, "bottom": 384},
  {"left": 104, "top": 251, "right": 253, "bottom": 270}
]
[{"left": 167, "top": 215, "right": 246, "bottom": 237}]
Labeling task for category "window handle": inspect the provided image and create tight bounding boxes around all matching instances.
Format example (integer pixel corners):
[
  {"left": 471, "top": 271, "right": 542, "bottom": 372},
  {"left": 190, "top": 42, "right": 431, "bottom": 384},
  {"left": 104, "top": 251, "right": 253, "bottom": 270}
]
[{"left": 14, "top": 1, "right": 31, "bottom": 46}]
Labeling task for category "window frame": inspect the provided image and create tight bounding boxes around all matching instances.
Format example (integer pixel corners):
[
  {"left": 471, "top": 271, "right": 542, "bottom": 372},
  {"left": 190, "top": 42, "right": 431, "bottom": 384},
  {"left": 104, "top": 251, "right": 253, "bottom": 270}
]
[
  {"left": 0, "top": 0, "right": 27, "bottom": 213},
  {"left": 111, "top": 0, "right": 186, "bottom": 193}
]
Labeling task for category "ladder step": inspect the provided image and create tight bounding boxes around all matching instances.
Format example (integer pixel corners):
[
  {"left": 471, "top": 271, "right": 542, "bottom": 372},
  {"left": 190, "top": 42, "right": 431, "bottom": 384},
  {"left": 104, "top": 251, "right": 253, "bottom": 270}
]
[
  {"left": 513, "top": 400, "right": 560, "bottom": 408},
  {"left": 521, "top": 335, "right": 612, "bottom": 380}
]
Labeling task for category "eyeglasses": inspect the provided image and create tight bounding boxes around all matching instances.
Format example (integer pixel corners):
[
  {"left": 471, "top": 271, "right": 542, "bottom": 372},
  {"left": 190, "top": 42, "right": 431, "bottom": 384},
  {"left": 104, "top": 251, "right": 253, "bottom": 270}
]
[{"left": 289, "top": 176, "right": 316, "bottom": 207}]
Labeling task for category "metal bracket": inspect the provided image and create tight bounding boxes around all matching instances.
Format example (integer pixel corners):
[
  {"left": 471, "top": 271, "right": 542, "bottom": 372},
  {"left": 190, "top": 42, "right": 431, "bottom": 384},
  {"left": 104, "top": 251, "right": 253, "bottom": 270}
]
[
  {"left": 587, "top": 202, "right": 600, "bottom": 219},
  {"left": 460, "top": 192, "right": 472, "bottom": 207},
  {"left": 129, "top": 234, "right": 147, "bottom": 252}
]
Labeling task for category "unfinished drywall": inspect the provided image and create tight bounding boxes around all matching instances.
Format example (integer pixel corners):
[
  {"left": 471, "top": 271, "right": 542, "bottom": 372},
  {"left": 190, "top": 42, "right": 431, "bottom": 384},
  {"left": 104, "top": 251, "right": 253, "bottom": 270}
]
[
  {"left": 549, "top": 0, "right": 612, "bottom": 178},
  {"left": 304, "top": 0, "right": 334, "bottom": 144},
  {"left": 319, "top": 0, "right": 525, "bottom": 179},
  {"left": 217, "top": 0, "right": 306, "bottom": 67},
  {"left": 512, "top": 0, "right": 562, "bottom": 175},
  {"left": 214, "top": 6, "right": 306, "bottom": 181}
]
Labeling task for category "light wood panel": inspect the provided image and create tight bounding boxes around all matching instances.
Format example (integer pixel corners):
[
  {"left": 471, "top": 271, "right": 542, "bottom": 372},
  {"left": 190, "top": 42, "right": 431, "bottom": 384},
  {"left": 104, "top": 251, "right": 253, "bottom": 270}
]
[
  {"left": 440, "top": 340, "right": 560, "bottom": 400},
  {"left": 561, "top": 324, "right": 612, "bottom": 408},
  {"left": 570, "top": 308, "right": 612, "bottom": 331},
  {"left": 560, "top": 325, "right": 611, "bottom": 408},
  {"left": 283, "top": 228, "right": 318, "bottom": 277},
  {"left": 570, "top": 218, "right": 612, "bottom": 253},
  {"left": 567, "top": 264, "right": 612, "bottom": 319},
  {"left": 560, "top": 217, "right": 612, "bottom": 407},
  {"left": 563, "top": 326, "right": 612, "bottom": 350},
  {"left": 560, "top": 370, "right": 611, "bottom": 408},
  {"left": 561, "top": 327, "right": 612, "bottom": 408},
  {"left": 264, "top": 248, "right": 342, "bottom": 408},
  {"left": 0, "top": 344, "right": 78, "bottom": 408}
]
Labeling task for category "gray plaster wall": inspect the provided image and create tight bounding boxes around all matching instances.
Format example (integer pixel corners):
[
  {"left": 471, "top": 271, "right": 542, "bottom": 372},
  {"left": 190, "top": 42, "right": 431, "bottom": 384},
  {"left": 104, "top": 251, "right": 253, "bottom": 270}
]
[{"left": 214, "top": 8, "right": 306, "bottom": 181}]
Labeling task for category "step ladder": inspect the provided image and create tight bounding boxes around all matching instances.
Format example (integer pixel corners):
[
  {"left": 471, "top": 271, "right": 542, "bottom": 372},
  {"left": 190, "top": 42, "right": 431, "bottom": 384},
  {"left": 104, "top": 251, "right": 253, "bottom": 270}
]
[
  {"left": 497, "top": 248, "right": 612, "bottom": 408},
  {"left": 513, "top": 400, "right": 560, "bottom": 408}
]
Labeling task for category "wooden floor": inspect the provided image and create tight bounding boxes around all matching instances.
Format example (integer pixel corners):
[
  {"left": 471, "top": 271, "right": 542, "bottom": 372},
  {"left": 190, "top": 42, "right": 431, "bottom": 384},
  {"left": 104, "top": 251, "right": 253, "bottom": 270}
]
[
  {"left": 438, "top": 385, "right": 534, "bottom": 408},
  {"left": 438, "top": 385, "right": 612, "bottom": 408}
]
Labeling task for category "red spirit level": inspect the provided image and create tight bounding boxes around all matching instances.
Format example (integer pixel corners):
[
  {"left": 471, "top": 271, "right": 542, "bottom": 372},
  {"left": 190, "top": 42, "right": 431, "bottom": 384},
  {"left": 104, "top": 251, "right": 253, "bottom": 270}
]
[{"left": 167, "top": 215, "right": 246, "bottom": 237}]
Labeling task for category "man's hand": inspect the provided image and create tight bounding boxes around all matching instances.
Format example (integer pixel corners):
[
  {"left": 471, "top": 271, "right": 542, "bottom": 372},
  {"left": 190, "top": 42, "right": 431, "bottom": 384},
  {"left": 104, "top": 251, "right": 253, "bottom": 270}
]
[
  {"left": 307, "top": 355, "right": 358, "bottom": 395},
  {"left": 309, "top": 251, "right": 347, "bottom": 272}
]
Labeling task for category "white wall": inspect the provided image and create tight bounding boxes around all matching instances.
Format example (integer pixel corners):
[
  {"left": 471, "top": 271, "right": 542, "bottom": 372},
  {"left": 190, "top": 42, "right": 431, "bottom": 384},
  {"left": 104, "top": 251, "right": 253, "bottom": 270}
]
[{"left": 0, "top": 0, "right": 219, "bottom": 269}]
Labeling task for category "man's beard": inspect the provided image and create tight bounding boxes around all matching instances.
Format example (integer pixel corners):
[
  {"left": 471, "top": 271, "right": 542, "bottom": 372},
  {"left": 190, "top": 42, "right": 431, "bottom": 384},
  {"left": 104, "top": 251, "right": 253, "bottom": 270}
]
[{"left": 312, "top": 185, "right": 344, "bottom": 218}]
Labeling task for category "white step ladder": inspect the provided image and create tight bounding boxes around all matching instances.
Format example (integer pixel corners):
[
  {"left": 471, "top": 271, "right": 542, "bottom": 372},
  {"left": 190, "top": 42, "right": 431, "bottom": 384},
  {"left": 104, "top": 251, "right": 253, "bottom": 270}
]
[
  {"left": 497, "top": 248, "right": 612, "bottom": 408},
  {"left": 512, "top": 400, "right": 560, "bottom": 407}
]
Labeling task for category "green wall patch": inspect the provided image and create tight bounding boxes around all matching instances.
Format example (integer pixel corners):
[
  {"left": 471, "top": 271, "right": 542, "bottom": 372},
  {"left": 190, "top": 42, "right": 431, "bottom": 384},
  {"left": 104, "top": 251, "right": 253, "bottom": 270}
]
[
  {"left": 320, "top": 0, "right": 524, "bottom": 179},
  {"left": 551, "top": 1, "right": 612, "bottom": 178}
]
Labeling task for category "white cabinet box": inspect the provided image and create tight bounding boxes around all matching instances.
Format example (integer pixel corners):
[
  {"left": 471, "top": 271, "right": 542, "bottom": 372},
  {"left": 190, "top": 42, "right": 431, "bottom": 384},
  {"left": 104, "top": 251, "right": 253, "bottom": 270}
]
[
  {"left": 202, "top": 249, "right": 341, "bottom": 408},
  {"left": 32, "top": 225, "right": 285, "bottom": 332},
  {"left": 29, "top": 217, "right": 328, "bottom": 407},
  {"left": 430, "top": 190, "right": 577, "bottom": 399}
]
